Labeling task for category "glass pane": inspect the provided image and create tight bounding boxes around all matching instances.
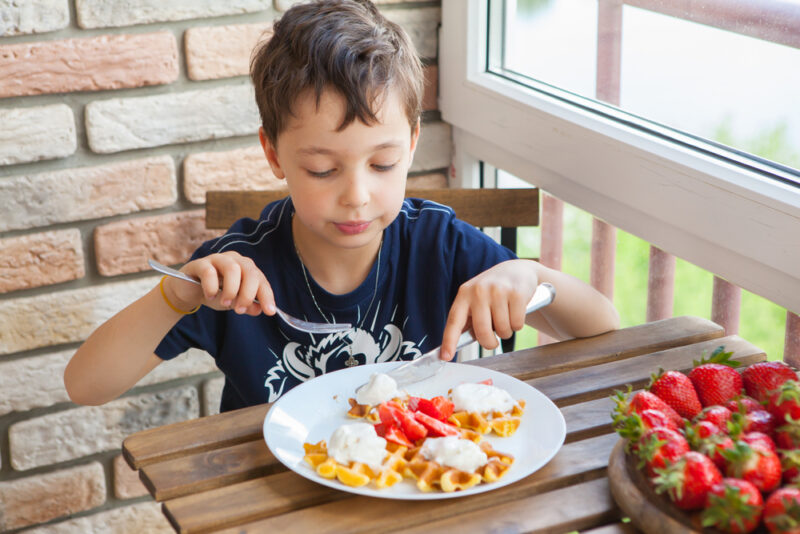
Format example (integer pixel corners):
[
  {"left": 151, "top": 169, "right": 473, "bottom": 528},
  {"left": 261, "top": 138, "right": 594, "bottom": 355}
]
[{"left": 491, "top": 0, "right": 800, "bottom": 178}]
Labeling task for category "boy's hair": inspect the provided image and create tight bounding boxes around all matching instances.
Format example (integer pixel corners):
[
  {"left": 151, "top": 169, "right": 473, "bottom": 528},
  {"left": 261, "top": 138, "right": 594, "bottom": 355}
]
[{"left": 251, "top": 0, "right": 424, "bottom": 147}]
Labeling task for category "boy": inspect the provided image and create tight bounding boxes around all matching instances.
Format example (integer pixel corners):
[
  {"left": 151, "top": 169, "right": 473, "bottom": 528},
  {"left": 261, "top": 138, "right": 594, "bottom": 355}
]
[{"left": 65, "top": 0, "right": 618, "bottom": 412}]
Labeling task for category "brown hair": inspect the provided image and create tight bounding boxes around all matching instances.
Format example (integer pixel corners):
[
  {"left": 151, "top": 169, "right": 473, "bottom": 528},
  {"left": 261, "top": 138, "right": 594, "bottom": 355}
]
[{"left": 250, "top": 0, "right": 424, "bottom": 147}]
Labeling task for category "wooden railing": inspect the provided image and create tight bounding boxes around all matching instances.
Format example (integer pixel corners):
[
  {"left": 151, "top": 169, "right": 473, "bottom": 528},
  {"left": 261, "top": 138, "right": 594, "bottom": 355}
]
[{"left": 534, "top": 0, "right": 800, "bottom": 361}]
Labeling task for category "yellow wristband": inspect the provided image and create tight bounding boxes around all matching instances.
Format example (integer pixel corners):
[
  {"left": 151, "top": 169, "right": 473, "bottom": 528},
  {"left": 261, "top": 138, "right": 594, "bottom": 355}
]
[{"left": 159, "top": 276, "right": 201, "bottom": 315}]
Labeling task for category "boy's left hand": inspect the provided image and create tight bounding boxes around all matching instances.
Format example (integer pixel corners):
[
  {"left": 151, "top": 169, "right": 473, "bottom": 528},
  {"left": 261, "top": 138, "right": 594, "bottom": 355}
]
[{"left": 440, "top": 260, "right": 537, "bottom": 361}]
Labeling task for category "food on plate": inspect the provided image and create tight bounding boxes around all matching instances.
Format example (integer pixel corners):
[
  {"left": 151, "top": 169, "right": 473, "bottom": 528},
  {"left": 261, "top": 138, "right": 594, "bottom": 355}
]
[
  {"left": 610, "top": 347, "right": 800, "bottom": 533},
  {"left": 448, "top": 382, "right": 526, "bottom": 437}
]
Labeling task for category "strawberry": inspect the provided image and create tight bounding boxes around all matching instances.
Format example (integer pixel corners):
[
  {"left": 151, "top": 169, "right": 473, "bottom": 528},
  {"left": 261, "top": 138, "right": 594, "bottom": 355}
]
[
  {"left": 685, "top": 420, "right": 735, "bottom": 470},
  {"left": 742, "top": 361, "right": 798, "bottom": 403},
  {"left": 741, "top": 431, "right": 777, "bottom": 453},
  {"left": 612, "top": 390, "right": 680, "bottom": 444},
  {"left": 696, "top": 405, "right": 733, "bottom": 430},
  {"left": 742, "top": 409, "right": 775, "bottom": 435},
  {"left": 689, "top": 347, "right": 743, "bottom": 407},
  {"left": 649, "top": 368, "right": 702, "bottom": 419},
  {"left": 653, "top": 451, "right": 722, "bottom": 510},
  {"left": 613, "top": 387, "right": 683, "bottom": 429},
  {"left": 769, "top": 380, "right": 800, "bottom": 425},
  {"left": 636, "top": 427, "right": 690, "bottom": 477},
  {"left": 722, "top": 440, "right": 782, "bottom": 493},
  {"left": 780, "top": 449, "right": 800, "bottom": 485},
  {"left": 701, "top": 478, "right": 763, "bottom": 534},
  {"left": 776, "top": 416, "right": 800, "bottom": 449},
  {"left": 764, "top": 487, "right": 800, "bottom": 534},
  {"left": 726, "top": 395, "right": 765, "bottom": 415}
]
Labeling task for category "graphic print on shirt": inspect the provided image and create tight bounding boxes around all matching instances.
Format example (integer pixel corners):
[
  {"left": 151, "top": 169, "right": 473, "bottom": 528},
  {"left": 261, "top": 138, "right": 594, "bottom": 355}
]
[{"left": 263, "top": 305, "right": 421, "bottom": 402}]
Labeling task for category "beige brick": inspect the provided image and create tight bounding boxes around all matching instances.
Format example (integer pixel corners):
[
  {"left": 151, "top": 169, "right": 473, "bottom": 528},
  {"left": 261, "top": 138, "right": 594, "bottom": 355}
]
[
  {"left": 23, "top": 501, "right": 172, "bottom": 534},
  {"left": 76, "top": 0, "right": 272, "bottom": 29},
  {"left": 0, "top": 229, "right": 84, "bottom": 293},
  {"left": 10, "top": 386, "right": 199, "bottom": 470},
  {"left": 411, "top": 121, "right": 451, "bottom": 172},
  {"left": 186, "top": 23, "right": 271, "bottom": 81},
  {"left": 0, "top": 32, "right": 178, "bottom": 98},
  {"left": 1, "top": 156, "right": 176, "bottom": 232},
  {"left": 422, "top": 64, "right": 438, "bottom": 111},
  {"left": 183, "top": 146, "right": 284, "bottom": 204},
  {"left": 0, "top": 462, "right": 105, "bottom": 530},
  {"left": 407, "top": 172, "right": 447, "bottom": 189},
  {"left": 0, "top": 104, "right": 75, "bottom": 165},
  {"left": 94, "top": 210, "right": 223, "bottom": 276},
  {"left": 113, "top": 455, "right": 148, "bottom": 499},
  {"left": 0, "top": 347, "right": 213, "bottom": 416},
  {"left": 86, "top": 85, "right": 260, "bottom": 153},
  {"left": 203, "top": 375, "right": 225, "bottom": 416},
  {"left": 0, "top": 276, "right": 157, "bottom": 355},
  {"left": 0, "top": 0, "right": 69, "bottom": 36}
]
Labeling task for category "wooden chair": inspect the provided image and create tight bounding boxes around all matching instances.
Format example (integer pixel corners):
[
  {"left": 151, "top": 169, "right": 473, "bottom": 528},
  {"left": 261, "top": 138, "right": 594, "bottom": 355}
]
[{"left": 206, "top": 187, "right": 539, "bottom": 351}]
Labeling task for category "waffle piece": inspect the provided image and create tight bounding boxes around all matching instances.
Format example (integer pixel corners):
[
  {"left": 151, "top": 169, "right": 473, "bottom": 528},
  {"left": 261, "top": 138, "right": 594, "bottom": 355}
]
[
  {"left": 450, "top": 399, "right": 526, "bottom": 437},
  {"left": 346, "top": 398, "right": 380, "bottom": 423},
  {"left": 302, "top": 439, "right": 407, "bottom": 489}
]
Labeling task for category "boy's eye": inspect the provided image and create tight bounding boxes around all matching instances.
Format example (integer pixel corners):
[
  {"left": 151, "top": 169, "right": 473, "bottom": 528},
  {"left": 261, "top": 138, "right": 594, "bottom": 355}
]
[
  {"left": 307, "top": 169, "right": 334, "bottom": 178},
  {"left": 372, "top": 163, "right": 396, "bottom": 172}
]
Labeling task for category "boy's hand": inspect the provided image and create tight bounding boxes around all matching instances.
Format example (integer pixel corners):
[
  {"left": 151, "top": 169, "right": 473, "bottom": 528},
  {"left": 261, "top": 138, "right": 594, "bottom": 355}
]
[
  {"left": 440, "top": 260, "right": 537, "bottom": 361},
  {"left": 162, "top": 252, "right": 276, "bottom": 316}
]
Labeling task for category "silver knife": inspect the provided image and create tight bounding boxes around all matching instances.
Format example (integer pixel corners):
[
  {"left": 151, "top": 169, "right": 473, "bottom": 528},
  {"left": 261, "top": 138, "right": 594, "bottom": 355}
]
[{"left": 385, "top": 282, "right": 556, "bottom": 387}]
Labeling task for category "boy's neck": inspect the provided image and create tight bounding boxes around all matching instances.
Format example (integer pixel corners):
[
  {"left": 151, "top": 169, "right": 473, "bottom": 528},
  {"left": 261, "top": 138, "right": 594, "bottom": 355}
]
[{"left": 292, "top": 216, "right": 382, "bottom": 295}]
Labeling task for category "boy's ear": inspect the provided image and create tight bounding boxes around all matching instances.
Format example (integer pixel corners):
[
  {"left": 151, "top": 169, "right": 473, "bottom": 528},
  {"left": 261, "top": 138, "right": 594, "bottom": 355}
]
[
  {"left": 259, "top": 127, "right": 286, "bottom": 180},
  {"left": 408, "top": 119, "right": 421, "bottom": 166}
]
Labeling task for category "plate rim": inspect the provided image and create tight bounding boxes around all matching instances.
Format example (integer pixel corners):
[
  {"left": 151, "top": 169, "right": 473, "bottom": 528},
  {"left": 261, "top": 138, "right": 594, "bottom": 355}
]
[{"left": 263, "top": 361, "right": 566, "bottom": 500}]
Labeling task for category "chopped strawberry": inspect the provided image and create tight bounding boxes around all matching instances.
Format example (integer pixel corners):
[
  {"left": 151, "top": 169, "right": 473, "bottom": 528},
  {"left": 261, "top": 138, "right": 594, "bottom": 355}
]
[
  {"left": 764, "top": 487, "right": 800, "bottom": 534},
  {"left": 721, "top": 440, "right": 781, "bottom": 493},
  {"left": 416, "top": 396, "right": 454, "bottom": 421},
  {"left": 413, "top": 411, "right": 460, "bottom": 437},
  {"left": 379, "top": 401, "right": 428, "bottom": 442},
  {"left": 652, "top": 451, "right": 722, "bottom": 510},
  {"left": 701, "top": 478, "right": 763, "bottom": 534},
  {"left": 742, "top": 361, "right": 798, "bottom": 404},
  {"left": 383, "top": 423, "right": 413, "bottom": 448},
  {"left": 635, "top": 427, "right": 689, "bottom": 477},
  {"left": 649, "top": 368, "right": 702, "bottom": 419}
]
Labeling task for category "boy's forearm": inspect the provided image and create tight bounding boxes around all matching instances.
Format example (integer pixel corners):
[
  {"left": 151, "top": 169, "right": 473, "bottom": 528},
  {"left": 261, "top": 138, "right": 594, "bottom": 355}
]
[
  {"left": 526, "top": 261, "right": 620, "bottom": 339},
  {"left": 64, "top": 284, "right": 184, "bottom": 405}
]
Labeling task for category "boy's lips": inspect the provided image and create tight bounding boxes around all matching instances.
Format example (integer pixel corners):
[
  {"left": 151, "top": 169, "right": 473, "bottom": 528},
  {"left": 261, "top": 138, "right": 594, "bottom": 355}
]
[{"left": 334, "top": 220, "right": 371, "bottom": 235}]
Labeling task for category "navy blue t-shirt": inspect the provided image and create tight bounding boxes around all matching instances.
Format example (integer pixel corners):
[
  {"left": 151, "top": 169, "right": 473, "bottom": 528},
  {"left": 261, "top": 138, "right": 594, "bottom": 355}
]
[{"left": 155, "top": 197, "right": 516, "bottom": 411}]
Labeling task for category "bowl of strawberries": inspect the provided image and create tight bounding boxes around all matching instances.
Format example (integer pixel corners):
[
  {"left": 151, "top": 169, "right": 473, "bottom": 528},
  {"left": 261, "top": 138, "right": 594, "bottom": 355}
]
[{"left": 608, "top": 347, "right": 800, "bottom": 534}]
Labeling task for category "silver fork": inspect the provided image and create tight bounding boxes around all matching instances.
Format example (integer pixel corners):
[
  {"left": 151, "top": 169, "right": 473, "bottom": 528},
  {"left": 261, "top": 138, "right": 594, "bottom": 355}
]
[{"left": 148, "top": 259, "right": 351, "bottom": 334}]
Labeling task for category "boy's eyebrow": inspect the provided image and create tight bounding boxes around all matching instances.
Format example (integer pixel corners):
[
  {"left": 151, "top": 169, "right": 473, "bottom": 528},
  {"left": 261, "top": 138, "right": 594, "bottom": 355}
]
[{"left": 297, "top": 141, "right": 402, "bottom": 155}]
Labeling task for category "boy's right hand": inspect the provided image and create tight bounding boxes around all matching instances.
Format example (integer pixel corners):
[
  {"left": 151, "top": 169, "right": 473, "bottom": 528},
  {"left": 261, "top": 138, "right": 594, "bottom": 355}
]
[{"left": 163, "top": 252, "right": 276, "bottom": 316}]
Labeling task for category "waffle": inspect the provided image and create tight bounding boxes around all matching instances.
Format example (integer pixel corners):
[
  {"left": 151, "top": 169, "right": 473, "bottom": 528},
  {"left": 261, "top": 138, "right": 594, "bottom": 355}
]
[
  {"left": 402, "top": 440, "right": 515, "bottom": 492},
  {"left": 302, "top": 440, "right": 407, "bottom": 489},
  {"left": 449, "top": 400, "right": 526, "bottom": 437}
]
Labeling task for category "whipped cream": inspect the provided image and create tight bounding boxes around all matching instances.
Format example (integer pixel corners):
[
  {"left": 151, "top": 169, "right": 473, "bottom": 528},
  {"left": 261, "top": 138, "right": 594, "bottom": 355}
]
[
  {"left": 328, "top": 422, "right": 388, "bottom": 470},
  {"left": 451, "top": 383, "right": 515, "bottom": 414},
  {"left": 355, "top": 372, "right": 399, "bottom": 405},
  {"left": 420, "top": 436, "right": 488, "bottom": 473}
]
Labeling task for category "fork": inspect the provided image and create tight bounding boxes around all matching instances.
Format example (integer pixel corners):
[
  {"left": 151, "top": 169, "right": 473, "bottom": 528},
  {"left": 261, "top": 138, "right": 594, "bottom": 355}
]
[{"left": 148, "top": 259, "right": 351, "bottom": 334}]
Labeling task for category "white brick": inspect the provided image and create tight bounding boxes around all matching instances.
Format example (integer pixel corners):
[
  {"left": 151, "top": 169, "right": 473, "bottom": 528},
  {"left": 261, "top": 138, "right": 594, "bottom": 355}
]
[
  {"left": 0, "top": 0, "right": 69, "bottom": 36},
  {"left": 86, "top": 85, "right": 260, "bottom": 153},
  {"left": 76, "top": 0, "right": 271, "bottom": 29},
  {"left": 10, "top": 386, "right": 199, "bottom": 470},
  {"left": 0, "top": 156, "right": 176, "bottom": 232},
  {"left": 0, "top": 276, "right": 158, "bottom": 355},
  {"left": 411, "top": 121, "right": 451, "bottom": 172},
  {"left": 383, "top": 7, "right": 440, "bottom": 59},
  {"left": 22, "top": 501, "right": 172, "bottom": 534},
  {"left": 203, "top": 375, "right": 225, "bottom": 416},
  {"left": 0, "top": 104, "right": 76, "bottom": 165},
  {"left": 0, "top": 347, "right": 215, "bottom": 416}
]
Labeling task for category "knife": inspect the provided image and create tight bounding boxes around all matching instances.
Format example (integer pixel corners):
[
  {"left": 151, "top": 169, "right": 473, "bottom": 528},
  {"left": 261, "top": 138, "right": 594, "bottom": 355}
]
[{"left": 385, "top": 282, "right": 556, "bottom": 388}]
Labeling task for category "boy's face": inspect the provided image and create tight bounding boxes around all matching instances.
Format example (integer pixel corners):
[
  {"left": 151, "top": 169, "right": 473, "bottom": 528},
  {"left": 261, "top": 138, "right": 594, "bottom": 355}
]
[{"left": 260, "top": 87, "right": 419, "bottom": 255}]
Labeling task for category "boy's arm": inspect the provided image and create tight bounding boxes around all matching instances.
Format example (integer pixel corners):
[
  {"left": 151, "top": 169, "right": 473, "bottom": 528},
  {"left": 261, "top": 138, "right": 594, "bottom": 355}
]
[{"left": 439, "top": 259, "right": 619, "bottom": 360}]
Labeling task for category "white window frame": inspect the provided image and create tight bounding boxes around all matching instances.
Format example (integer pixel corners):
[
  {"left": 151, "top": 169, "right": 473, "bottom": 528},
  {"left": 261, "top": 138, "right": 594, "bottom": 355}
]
[{"left": 440, "top": 0, "right": 800, "bottom": 315}]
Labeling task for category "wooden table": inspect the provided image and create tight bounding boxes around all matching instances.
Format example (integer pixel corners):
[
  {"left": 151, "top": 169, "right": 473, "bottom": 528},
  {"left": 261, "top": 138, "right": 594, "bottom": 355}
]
[{"left": 123, "top": 316, "right": 767, "bottom": 534}]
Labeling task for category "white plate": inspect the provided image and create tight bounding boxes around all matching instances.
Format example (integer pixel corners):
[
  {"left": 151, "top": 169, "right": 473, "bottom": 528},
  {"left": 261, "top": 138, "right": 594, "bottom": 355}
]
[{"left": 263, "top": 362, "right": 566, "bottom": 500}]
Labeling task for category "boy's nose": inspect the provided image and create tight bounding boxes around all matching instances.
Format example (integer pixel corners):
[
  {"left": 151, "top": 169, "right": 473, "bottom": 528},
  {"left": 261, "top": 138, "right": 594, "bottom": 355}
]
[{"left": 340, "top": 173, "right": 370, "bottom": 208}]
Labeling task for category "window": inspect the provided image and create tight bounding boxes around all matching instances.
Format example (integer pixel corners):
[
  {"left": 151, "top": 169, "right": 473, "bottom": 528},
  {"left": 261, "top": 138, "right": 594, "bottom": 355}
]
[{"left": 439, "top": 0, "right": 800, "bottom": 315}]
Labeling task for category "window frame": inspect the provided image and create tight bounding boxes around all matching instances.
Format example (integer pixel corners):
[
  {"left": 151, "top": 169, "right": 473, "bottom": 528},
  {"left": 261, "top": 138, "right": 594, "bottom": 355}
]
[{"left": 440, "top": 0, "right": 800, "bottom": 315}]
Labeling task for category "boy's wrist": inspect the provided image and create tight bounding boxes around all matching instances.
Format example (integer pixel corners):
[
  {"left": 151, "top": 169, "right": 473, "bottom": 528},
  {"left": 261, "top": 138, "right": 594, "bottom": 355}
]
[{"left": 161, "top": 277, "right": 201, "bottom": 313}]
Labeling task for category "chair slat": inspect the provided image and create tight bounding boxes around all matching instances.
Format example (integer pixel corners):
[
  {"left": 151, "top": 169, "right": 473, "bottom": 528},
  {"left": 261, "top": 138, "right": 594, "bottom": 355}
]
[{"left": 205, "top": 188, "right": 539, "bottom": 229}]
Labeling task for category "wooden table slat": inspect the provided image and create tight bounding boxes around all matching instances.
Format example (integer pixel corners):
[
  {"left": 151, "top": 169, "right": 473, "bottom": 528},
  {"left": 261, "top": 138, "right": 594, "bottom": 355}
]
[
  {"left": 582, "top": 522, "right": 640, "bottom": 534},
  {"left": 470, "top": 315, "right": 723, "bottom": 380},
  {"left": 534, "top": 335, "right": 765, "bottom": 407},
  {"left": 174, "top": 432, "right": 620, "bottom": 534},
  {"left": 396, "top": 477, "right": 619, "bottom": 534}
]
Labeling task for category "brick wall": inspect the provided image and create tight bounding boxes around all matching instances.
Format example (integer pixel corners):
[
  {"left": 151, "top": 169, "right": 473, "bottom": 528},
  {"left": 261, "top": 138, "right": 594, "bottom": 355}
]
[{"left": 0, "top": 1, "right": 448, "bottom": 531}]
